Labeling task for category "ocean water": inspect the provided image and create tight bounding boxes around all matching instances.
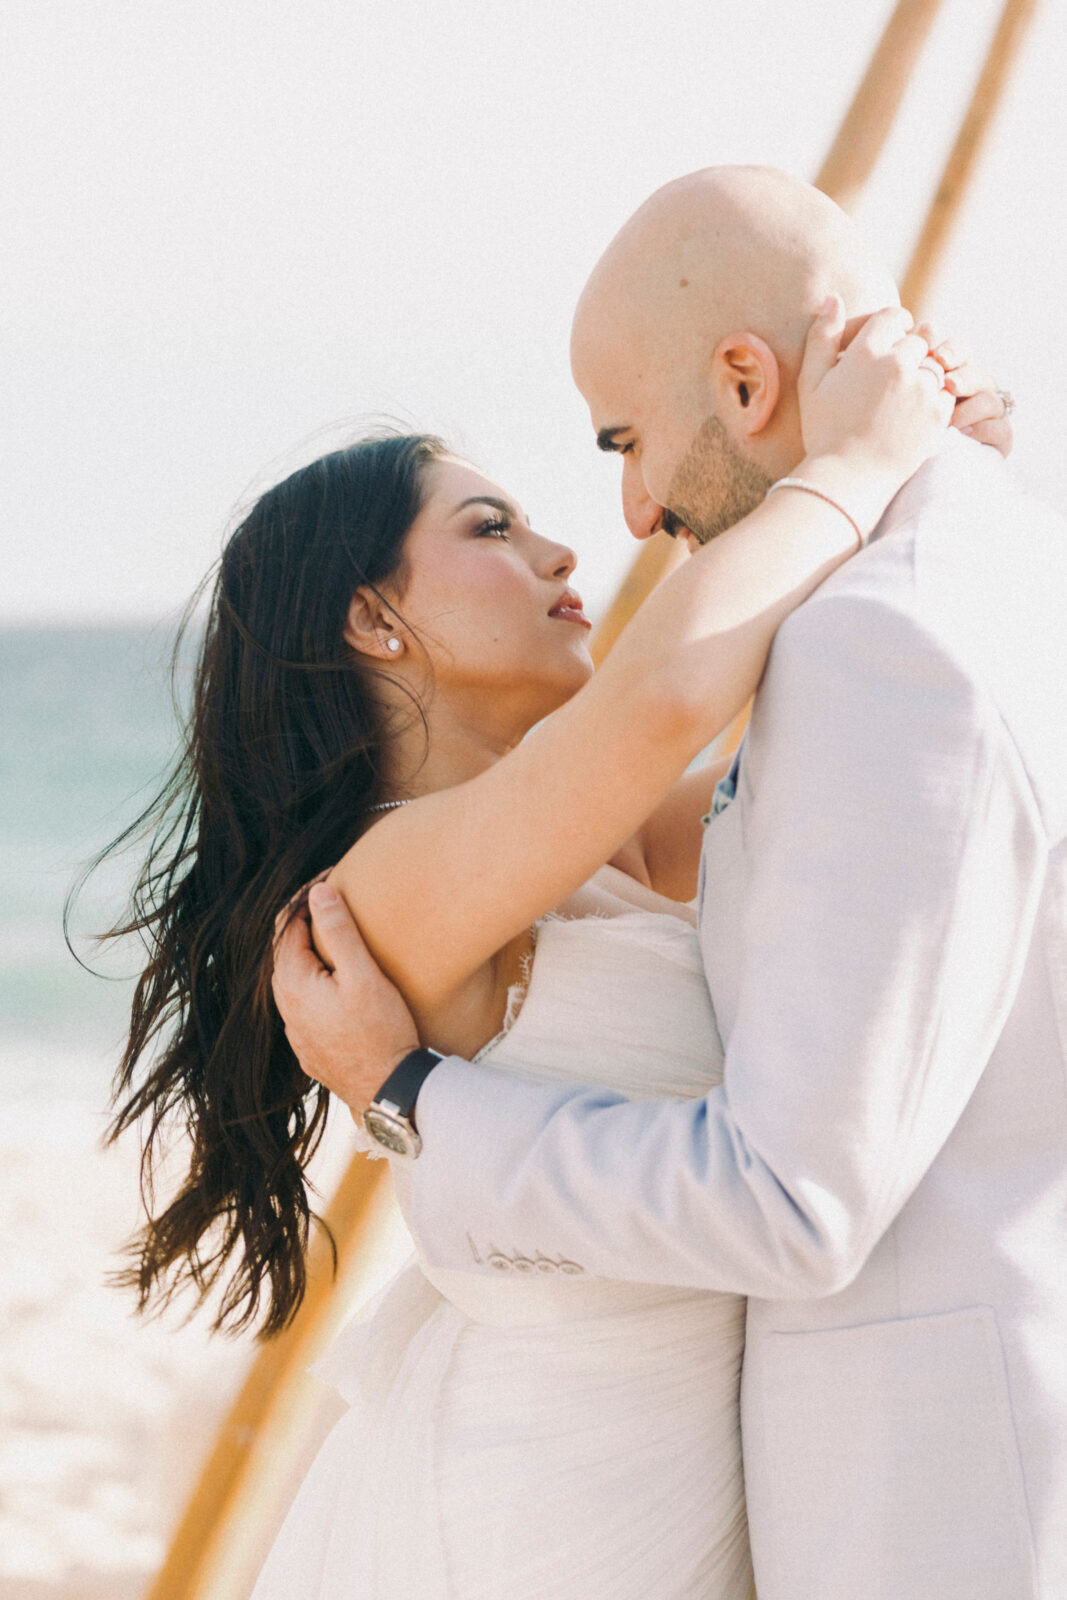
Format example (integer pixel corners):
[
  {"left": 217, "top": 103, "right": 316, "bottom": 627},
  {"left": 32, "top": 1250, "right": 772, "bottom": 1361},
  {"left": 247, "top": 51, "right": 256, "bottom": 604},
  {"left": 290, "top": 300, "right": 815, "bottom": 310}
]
[{"left": 0, "top": 625, "right": 191, "bottom": 1104}]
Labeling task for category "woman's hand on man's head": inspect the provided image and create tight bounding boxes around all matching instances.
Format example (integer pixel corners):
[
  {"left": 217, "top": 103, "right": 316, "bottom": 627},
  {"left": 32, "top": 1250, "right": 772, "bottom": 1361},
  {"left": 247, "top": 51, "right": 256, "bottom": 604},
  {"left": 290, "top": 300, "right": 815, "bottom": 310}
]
[{"left": 914, "top": 324, "right": 1014, "bottom": 458}]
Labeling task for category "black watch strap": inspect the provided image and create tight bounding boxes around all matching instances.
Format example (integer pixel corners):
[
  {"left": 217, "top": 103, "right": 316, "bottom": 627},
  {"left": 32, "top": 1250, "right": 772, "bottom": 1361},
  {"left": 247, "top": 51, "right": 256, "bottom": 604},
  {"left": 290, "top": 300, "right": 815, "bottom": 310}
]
[{"left": 371, "top": 1048, "right": 444, "bottom": 1129}]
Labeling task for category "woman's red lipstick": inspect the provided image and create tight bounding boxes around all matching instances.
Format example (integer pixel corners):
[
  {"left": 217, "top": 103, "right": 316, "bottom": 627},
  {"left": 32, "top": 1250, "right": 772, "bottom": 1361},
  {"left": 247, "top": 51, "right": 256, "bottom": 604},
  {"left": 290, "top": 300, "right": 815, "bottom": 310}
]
[{"left": 548, "top": 590, "right": 592, "bottom": 628}]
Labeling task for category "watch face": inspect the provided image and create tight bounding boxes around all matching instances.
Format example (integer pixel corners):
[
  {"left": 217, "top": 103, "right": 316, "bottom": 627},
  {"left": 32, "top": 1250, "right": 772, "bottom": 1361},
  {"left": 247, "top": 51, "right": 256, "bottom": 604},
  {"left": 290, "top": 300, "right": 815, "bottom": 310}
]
[{"left": 364, "top": 1107, "right": 420, "bottom": 1158}]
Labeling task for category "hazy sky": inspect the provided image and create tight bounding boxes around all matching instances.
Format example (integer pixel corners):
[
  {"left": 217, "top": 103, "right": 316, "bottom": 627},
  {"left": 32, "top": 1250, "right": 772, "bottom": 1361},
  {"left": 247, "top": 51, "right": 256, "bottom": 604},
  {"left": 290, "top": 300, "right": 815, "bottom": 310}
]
[{"left": 5, "top": 0, "right": 1065, "bottom": 625}]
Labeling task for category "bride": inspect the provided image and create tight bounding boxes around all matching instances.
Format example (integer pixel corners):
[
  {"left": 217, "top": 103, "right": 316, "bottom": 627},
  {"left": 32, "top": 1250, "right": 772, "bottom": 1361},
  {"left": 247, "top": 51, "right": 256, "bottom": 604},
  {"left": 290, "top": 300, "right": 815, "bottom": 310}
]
[{"left": 108, "top": 301, "right": 1008, "bottom": 1598}]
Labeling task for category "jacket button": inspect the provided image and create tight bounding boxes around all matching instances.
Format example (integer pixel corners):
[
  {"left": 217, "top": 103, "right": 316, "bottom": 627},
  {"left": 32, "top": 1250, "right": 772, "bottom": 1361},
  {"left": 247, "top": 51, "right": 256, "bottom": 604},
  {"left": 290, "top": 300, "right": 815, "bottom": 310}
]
[
  {"left": 534, "top": 1258, "right": 559, "bottom": 1275},
  {"left": 558, "top": 1260, "right": 584, "bottom": 1275},
  {"left": 511, "top": 1256, "right": 536, "bottom": 1274},
  {"left": 488, "top": 1253, "right": 512, "bottom": 1272}
]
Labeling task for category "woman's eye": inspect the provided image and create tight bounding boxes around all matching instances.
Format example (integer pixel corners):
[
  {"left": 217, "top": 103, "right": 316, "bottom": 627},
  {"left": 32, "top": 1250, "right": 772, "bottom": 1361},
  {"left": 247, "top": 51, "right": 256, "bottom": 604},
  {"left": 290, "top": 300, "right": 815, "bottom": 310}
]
[{"left": 477, "top": 519, "right": 511, "bottom": 541}]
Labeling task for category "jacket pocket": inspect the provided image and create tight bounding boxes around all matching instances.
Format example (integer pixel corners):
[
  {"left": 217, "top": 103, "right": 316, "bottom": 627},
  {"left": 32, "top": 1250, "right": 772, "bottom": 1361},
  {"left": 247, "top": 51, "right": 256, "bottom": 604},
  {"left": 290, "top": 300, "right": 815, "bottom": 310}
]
[{"left": 751, "top": 1306, "right": 1035, "bottom": 1600}]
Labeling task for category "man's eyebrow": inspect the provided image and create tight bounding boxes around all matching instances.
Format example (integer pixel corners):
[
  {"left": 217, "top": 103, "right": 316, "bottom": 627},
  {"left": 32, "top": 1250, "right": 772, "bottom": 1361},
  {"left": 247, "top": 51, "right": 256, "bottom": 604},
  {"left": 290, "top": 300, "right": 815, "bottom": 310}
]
[
  {"left": 596, "top": 427, "right": 630, "bottom": 453},
  {"left": 452, "top": 495, "right": 522, "bottom": 520}
]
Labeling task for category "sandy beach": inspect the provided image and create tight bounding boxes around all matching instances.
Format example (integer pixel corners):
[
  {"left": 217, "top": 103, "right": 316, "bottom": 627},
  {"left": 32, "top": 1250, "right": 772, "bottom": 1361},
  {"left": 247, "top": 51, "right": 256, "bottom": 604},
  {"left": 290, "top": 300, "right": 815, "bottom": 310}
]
[
  {"left": 0, "top": 1087, "right": 407, "bottom": 1600},
  {"left": 0, "top": 1097, "right": 251, "bottom": 1599}
]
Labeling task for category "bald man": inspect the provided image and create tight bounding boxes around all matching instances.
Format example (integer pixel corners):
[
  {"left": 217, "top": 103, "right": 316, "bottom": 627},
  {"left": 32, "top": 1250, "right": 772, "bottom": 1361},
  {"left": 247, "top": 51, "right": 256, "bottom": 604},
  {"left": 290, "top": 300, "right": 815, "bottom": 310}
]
[{"left": 275, "top": 169, "right": 1066, "bottom": 1598}]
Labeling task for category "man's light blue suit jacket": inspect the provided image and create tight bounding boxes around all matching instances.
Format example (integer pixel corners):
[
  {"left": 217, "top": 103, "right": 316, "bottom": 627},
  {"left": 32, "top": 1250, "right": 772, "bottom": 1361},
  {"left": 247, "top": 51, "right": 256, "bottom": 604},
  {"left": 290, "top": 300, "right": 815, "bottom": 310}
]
[{"left": 412, "top": 434, "right": 1067, "bottom": 1599}]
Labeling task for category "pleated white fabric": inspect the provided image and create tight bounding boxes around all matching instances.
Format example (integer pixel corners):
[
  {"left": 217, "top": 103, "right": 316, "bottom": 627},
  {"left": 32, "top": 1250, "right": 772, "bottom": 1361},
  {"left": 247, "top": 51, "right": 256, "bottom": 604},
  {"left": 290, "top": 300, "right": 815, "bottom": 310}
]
[{"left": 252, "top": 883, "right": 754, "bottom": 1600}]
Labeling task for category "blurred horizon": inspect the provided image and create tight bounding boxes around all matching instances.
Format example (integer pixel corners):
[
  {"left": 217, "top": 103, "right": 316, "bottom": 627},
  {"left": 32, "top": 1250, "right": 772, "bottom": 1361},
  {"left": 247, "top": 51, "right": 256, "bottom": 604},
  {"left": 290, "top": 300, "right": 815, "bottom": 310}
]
[{"left": 0, "top": 622, "right": 190, "bottom": 1103}]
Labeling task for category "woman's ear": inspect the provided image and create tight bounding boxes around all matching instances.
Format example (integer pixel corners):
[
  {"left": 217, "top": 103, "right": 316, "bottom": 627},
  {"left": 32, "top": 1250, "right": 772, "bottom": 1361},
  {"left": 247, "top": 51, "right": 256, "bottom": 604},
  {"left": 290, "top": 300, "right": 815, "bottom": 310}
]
[
  {"left": 711, "top": 331, "right": 781, "bottom": 437},
  {"left": 343, "top": 586, "right": 402, "bottom": 659}
]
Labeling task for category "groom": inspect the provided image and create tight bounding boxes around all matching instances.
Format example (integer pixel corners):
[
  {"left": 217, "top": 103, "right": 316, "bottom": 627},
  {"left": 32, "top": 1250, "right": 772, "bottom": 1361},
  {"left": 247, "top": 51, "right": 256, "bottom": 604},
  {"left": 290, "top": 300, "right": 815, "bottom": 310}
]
[{"left": 274, "top": 168, "right": 1067, "bottom": 1598}]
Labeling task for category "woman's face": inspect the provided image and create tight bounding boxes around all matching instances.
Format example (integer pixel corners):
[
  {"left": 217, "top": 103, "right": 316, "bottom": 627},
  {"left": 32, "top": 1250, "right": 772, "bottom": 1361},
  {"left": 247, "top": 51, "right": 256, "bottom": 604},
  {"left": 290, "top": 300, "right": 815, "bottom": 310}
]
[{"left": 385, "top": 457, "right": 594, "bottom": 733}]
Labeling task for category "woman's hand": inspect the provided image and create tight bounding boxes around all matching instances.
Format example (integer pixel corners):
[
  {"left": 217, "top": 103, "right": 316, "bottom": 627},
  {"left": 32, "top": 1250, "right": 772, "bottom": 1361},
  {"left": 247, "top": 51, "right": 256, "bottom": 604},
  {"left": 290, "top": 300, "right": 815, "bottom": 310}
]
[
  {"left": 792, "top": 298, "right": 955, "bottom": 537},
  {"left": 800, "top": 299, "right": 955, "bottom": 478},
  {"left": 915, "top": 326, "right": 1014, "bottom": 458}
]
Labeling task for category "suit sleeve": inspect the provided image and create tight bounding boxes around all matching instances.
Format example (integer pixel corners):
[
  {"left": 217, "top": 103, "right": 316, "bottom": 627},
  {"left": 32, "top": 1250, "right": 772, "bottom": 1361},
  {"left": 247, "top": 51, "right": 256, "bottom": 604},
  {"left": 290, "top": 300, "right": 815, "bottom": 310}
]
[{"left": 409, "top": 589, "right": 1047, "bottom": 1298}]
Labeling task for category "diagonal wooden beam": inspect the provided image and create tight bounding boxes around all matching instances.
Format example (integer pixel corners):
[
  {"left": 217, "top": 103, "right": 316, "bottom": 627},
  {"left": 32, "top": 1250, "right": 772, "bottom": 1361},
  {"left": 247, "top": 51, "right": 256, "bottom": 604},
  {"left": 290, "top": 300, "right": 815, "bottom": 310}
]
[
  {"left": 816, "top": 0, "right": 949, "bottom": 211},
  {"left": 901, "top": 0, "right": 1040, "bottom": 311}
]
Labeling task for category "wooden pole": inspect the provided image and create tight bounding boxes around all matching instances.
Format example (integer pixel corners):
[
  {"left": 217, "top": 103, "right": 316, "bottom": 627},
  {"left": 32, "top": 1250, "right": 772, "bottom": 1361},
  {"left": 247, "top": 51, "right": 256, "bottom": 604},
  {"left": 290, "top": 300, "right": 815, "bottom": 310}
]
[
  {"left": 816, "top": 0, "right": 948, "bottom": 210},
  {"left": 146, "top": 1152, "right": 390, "bottom": 1600},
  {"left": 901, "top": 0, "right": 1040, "bottom": 311}
]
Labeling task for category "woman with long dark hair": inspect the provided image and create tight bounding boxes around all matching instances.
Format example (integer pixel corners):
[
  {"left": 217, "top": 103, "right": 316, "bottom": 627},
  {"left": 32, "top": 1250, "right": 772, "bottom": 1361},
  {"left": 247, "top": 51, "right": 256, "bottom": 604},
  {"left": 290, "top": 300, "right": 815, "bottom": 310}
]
[{"left": 105, "top": 308, "right": 1007, "bottom": 1598}]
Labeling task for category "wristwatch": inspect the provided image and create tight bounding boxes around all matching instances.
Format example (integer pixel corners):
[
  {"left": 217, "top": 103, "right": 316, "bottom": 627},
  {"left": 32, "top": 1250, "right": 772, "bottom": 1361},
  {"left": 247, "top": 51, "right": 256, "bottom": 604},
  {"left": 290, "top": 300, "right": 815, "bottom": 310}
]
[{"left": 363, "top": 1048, "right": 444, "bottom": 1158}]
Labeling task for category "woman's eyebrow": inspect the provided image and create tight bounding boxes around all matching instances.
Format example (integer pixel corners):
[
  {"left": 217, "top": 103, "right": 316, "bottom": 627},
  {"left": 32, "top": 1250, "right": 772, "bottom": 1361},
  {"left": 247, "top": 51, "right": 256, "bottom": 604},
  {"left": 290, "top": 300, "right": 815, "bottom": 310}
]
[{"left": 452, "top": 495, "right": 523, "bottom": 521}]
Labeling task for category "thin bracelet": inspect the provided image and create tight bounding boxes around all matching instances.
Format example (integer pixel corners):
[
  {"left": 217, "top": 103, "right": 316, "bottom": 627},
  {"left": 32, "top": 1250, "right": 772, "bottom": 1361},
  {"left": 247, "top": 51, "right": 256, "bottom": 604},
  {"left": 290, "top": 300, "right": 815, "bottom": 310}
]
[{"left": 764, "top": 477, "right": 866, "bottom": 548}]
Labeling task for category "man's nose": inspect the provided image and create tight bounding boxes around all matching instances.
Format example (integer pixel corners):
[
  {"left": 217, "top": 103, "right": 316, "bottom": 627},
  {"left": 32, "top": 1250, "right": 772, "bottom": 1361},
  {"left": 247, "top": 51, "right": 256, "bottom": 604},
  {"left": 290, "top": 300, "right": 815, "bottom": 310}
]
[{"left": 621, "top": 462, "right": 665, "bottom": 542}]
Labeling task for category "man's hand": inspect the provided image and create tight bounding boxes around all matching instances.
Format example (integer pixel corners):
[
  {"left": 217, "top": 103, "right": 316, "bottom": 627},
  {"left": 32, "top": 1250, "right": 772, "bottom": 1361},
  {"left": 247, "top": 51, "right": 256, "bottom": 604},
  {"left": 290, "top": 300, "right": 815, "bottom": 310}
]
[{"left": 272, "top": 882, "right": 421, "bottom": 1121}]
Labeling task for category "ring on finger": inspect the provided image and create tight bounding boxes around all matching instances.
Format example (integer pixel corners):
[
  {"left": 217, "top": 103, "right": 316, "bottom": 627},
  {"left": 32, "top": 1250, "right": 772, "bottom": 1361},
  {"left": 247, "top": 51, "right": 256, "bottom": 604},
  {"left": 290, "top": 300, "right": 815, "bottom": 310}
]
[
  {"left": 997, "top": 389, "right": 1015, "bottom": 417},
  {"left": 918, "top": 354, "right": 947, "bottom": 387}
]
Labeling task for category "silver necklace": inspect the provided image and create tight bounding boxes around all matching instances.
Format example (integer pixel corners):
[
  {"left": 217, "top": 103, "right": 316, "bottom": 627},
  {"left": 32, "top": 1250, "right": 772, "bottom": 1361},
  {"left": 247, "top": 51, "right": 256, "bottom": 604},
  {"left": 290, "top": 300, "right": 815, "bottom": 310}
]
[{"left": 366, "top": 798, "right": 414, "bottom": 813}]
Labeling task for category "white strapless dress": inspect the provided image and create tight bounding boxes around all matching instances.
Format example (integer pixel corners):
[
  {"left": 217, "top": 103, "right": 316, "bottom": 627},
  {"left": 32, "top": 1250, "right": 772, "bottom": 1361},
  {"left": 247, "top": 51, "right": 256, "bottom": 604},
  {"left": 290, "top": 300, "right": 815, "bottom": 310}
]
[{"left": 252, "top": 876, "right": 753, "bottom": 1600}]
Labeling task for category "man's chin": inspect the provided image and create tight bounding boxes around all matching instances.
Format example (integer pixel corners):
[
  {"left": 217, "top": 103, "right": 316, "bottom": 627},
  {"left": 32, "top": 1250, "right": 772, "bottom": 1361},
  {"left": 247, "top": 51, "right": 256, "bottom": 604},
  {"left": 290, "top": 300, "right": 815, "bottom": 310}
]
[
  {"left": 671, "top": 513, "right": 728, "bottom": 548},
  {"left": 679, "top": 484, "right": 773, "bottom": 546},
  {"left": 660, "top": 509, "right": 707, "bottom": 551},
  {"left": 664, "top": 498, "right": 755, "bottom": 547}
]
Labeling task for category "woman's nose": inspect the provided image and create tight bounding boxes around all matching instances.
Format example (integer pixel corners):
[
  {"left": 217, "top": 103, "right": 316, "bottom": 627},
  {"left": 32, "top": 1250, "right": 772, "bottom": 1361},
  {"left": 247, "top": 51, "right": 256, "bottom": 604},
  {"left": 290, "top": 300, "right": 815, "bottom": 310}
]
[{"left": 538, "top": 536, "right": 577, "bottom": 579}]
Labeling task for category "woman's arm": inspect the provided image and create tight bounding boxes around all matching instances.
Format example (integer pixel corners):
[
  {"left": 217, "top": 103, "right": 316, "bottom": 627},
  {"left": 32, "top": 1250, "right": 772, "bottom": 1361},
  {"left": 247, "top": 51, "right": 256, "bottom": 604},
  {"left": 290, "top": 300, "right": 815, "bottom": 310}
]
[{"left": 330, "top": 304, "right": 952, "bottom": 1009}]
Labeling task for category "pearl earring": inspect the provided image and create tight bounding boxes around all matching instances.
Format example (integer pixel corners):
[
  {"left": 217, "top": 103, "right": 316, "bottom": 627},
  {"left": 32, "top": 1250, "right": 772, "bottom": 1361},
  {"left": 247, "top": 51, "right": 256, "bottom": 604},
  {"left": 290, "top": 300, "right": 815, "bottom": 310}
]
[{"left": 386, "top": 637, "right": 402, "bottom": 653}]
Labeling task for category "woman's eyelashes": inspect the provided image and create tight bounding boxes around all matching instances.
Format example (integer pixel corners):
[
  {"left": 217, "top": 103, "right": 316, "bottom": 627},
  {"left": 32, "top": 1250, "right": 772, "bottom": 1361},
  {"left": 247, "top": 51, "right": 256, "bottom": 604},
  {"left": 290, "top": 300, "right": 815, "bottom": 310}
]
[{"left": 476, "top": 517, "right": 512, "bottom": 541}]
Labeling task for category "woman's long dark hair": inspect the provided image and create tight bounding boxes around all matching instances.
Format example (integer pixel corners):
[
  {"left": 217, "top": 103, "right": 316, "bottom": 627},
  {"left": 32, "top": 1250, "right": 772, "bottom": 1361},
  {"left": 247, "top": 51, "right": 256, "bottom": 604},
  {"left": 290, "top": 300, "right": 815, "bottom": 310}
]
[{"left": 99, "top": 431, "right": 447, "bottom": 1337}]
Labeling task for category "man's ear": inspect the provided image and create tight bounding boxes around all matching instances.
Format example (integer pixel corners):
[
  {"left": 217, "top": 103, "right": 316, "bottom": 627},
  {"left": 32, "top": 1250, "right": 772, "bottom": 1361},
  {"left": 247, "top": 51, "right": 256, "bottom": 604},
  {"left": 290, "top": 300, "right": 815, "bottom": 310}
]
[
  {"left": 343, "top": 586, "right": 401, "bottom": 659},
  {"left": 710, "top": 332, "right": 780, "bottom": 437}
]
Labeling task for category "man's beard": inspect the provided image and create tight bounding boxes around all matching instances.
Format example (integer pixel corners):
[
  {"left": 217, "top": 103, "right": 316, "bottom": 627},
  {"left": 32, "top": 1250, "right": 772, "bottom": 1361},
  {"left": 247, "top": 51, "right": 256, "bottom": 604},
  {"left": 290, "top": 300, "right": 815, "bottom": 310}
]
[{"left": 664, "top": 414, "right": 774, "bottom": 545}]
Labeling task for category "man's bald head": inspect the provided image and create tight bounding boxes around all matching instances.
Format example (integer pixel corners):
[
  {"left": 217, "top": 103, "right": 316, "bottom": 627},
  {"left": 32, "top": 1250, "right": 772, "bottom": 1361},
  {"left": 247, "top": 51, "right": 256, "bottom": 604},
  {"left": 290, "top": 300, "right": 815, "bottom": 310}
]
[
  {"left": 572, "top": 166, "right": 899, "bottom": 543},
  {"left": 576, "top": 166, "right": 895, "bottom": 369}
]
